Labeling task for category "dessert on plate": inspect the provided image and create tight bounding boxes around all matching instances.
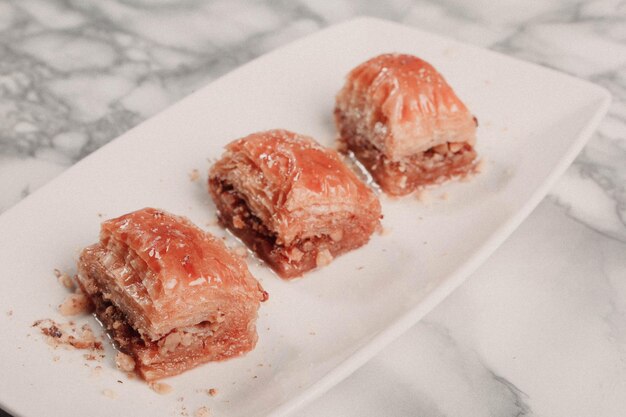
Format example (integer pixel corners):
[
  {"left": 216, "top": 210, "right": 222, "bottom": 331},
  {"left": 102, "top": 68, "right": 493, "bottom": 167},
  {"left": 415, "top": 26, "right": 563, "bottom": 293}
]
[
  {"left": 76, "top": 207, "right": 267, "bottom": 381},
  {"left": 335, "top": 53, "right": 478, "bottom": 196},
  {"left": 208, "top": 129, "right": 381, "bottom": 279}
]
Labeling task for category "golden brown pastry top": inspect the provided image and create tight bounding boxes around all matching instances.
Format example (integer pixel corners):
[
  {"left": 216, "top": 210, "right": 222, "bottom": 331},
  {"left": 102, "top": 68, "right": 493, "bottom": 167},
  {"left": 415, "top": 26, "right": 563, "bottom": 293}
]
[
  {"left": 210, "top": 130, "right": 381, "bottom": 246},
  {"left": 99, "top": 208, "right": 266, "bottom": 336},
  {"left": 336, "top": 53, "right": 476, "bottom": 159}
]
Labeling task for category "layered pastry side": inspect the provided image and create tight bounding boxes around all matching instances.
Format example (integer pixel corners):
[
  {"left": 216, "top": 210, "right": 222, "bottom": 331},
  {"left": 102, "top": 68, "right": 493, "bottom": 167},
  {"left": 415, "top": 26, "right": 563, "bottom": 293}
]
[
  {"left": 335, "top": 53, "right": 479, "bottom": 196},
  {"left": 208, "top": 129, "right": 382, "bottom": 279},
  {"left": 76, "top": 208, "right": 268, "bottom": 381}
]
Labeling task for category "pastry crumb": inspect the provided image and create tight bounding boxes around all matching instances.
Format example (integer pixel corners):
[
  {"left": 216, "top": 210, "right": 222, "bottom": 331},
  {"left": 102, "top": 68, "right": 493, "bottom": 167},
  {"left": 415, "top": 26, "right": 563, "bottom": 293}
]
[
  {"left": 439, "top": 192, "right": 450, "bottom": 201},
  {"left": 474, "top": 158, "right": 487, "bottom": 174},
  {"left": 205, "top": 217, "right": 219, "bottom": 227},
  {"left": 6, "top": 310, "right": 13, "bottom": 317},
  {"left": 115, "top": 351, "right": 136, "bottom": 372},
  {"left": 102, "top": 389, "right": 117, "bottom": 399},
  {"left": 149, "top": 382, "right": 173, "bottom": 395},
  {"left": 208, "top": 388, "right": 218, "bottom": 397},
  {"left": 414, "top": 189, "right": 431, "bottom": 203},
  {"left": 233, "top": 245, "right": 248, "bottom": 259},
  {"left": 52, "top": 355, "right": 60, "bottom": 362},
  {"left": 194, "top": 406, "right": 210, "bottom": 417},
  {"left": 378, "top": 226, "right": 392, "bottom": 236},
  {"left": 54, "top": 269, "right": 75, "bottom": 290},
  {"left": 59, "top": 293, "right": 90, "bottom": 316},
  {"left": 83, "top": 353, "right": 103, "bottom": 361},
  {"left": 189, "top": 169, "right": 200, "bottom": 182}
]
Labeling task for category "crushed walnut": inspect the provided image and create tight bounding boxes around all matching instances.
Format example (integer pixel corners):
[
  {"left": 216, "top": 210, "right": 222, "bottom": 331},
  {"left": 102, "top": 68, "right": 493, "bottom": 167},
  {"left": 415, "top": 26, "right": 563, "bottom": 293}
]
[
  {"left": 232, "top": 215, "right": 245, "bottom": 229},
  {"left": 159, "top": 332, "right": 183, "bottom": 355},
  {"left": 286, "top": 247, "right": 304, "bottom": 262},
  {"left": 329, "top": 230, "right": 343, "bottom": 242},
  {"left": 449, "top": 142, "right": 465, "bottom": 153},
  {"left": 59, "top": 293, "right": 91, "bottom": 316},
  {"left": 115, "top": 351, "right": 136, "bottom": 372},
  {"left": 208, "top": 388, "right": 218, "bottom": 397},
  {"left": 149, "top": 382, "right": 173, "bottom": 395},
  {"left": 315, "top": 249, "right": 333, "bottom": 268}
]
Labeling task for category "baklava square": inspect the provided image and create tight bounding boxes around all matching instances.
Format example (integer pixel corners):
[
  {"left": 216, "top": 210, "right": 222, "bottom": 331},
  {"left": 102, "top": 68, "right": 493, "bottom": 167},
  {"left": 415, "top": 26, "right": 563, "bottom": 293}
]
[
  {"left": 335, "top": 53, "right": 478, "bottom": 196},
  {"left": 76, "top": 208, "right": 267, "bottom": 381},
  {"left": 209, "top": 129, "right": 381, "bottom": 279}
]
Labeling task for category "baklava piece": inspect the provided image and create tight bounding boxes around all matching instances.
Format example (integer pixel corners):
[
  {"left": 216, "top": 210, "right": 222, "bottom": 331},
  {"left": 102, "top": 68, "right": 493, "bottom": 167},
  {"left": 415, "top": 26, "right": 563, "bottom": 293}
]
[
  {"left": 76, "top": 208, "right": 267, "bottom": 381},
  {"left": 335, "top": 53, "right": 478, "bottom": 196},
  {"left": 208, "top": 129, "right": 382, "bottom": 279}
]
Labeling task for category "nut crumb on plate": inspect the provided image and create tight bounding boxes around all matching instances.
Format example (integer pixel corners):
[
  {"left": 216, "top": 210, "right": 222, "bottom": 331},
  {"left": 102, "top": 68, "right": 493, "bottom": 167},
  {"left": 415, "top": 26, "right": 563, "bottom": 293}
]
[
  {"left": 232, "top": 245, "right": 248, "bottom": 259},
  {"left": 115, "top": 351, "right": 136, "bottom": 372},
  {"left": 378, "top": 226, "right": 391, "bottom": 236},
  {"left": 475, "top": 158, "right": 487, "bottom": 173},
  {"left": 414, "top": 189, "right": 431, "bottom": 203},
  {"left": 102, "top": 389, "right": 116, "bottom": 399},
  {"left": 32, "top": 319, "right": 103, "bottom": 351},
  {"left": 59, "top": 293, "right": 90, "bottom": 316},
  {"left": 195, "top": 406, "right": 210, "bottom": 417},
  {"left": 54, "top": 269, "right": 75, "bottom": 290},
  {"left": 149, "top": 382, "right": 173, "bottom": 395},
  {"left": 189, "top": 169, "right": 200, "bottom": 182},
  {"left": 83, "top": 353, "right": 103, "bottom": 361},
  {"left": 208, "top": 388, "right": 218, "bottom": 397}
]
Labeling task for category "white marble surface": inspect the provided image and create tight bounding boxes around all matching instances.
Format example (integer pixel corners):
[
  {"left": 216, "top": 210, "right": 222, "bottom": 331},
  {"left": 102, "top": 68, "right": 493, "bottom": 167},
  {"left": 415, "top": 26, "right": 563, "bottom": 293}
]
[{"left": 0, "top": 1, "right": 625, "bottom": 416}]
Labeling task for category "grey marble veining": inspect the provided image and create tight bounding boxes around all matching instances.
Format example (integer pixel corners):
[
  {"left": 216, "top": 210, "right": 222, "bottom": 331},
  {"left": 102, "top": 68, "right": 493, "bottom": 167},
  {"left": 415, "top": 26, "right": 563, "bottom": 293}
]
[
  {"left": 1, "top": 0, "right": 625, "bottom": 240},
  {"left": 0, "top": 1, "right": 625, "bottom": 417}
]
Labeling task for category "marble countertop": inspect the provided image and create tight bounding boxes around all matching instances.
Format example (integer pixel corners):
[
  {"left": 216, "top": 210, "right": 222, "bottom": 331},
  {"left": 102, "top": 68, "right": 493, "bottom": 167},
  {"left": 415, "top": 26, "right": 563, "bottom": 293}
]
[{"left": 1, "top": 1, "right": 625, "bottom": 416}]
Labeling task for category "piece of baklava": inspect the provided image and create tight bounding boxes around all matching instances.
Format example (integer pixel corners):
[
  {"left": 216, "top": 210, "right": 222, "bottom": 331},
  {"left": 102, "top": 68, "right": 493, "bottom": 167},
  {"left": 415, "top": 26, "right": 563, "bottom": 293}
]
[
  {"left": 208, "top": 129, "right": 382, "bottom": 279},
  {"left": 335, "top": 53, "right": 478, "bottom": 196},
  {"left": 76, "top": 208, "right": 267, "bottom": 381}
]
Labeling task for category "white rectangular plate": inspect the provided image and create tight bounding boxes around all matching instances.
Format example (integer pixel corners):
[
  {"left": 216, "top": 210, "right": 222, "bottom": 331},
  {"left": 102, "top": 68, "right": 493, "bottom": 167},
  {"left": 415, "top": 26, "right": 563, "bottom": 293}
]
[{"left": 0, "top": 17, "right": 610, "bottom": 417}]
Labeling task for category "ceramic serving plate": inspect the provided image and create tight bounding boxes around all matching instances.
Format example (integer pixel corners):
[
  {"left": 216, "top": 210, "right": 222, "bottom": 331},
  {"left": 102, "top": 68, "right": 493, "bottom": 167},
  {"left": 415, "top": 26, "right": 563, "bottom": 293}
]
[{"left": 0, "top": 17, "right": 610, "bottom": 417}]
